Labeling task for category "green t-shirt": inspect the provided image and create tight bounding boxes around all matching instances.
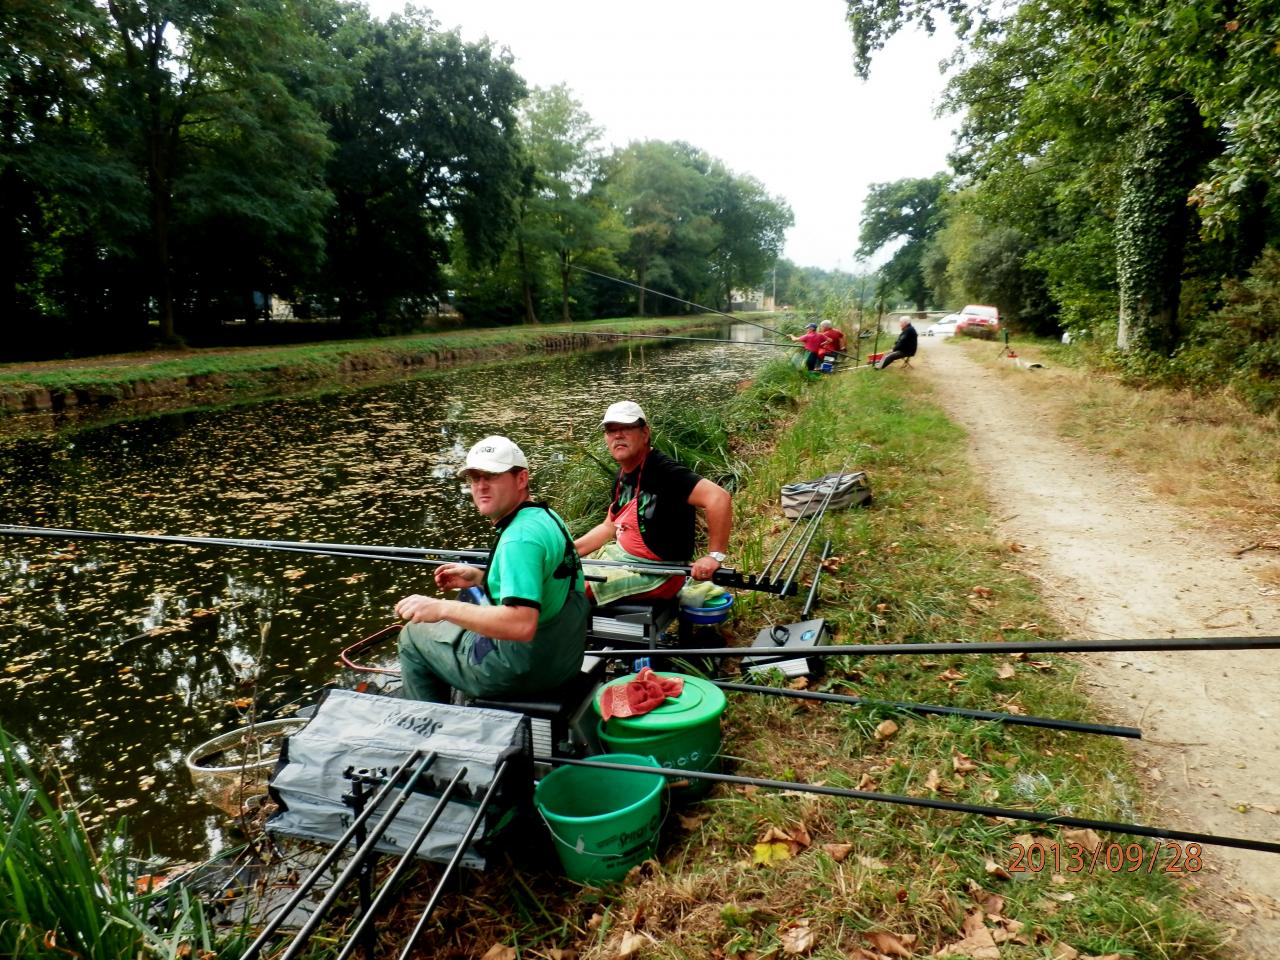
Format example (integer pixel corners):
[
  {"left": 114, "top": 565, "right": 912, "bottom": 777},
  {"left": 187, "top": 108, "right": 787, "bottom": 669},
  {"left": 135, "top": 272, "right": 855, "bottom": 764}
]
[{"left": 485, "top": 503, "right": 584, "bottom": 623}]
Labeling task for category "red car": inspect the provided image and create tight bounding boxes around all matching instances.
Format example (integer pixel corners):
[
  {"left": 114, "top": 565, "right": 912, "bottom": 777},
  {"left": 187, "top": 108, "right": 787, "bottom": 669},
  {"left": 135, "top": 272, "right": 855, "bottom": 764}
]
[{"left": 956, "top": 304, "right": 1000, "bottom": 339}]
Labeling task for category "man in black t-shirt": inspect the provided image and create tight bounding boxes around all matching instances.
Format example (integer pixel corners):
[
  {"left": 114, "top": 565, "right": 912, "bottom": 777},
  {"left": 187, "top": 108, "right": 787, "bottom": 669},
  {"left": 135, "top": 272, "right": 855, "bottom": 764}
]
[{"left": 574, "top": 400, "right": 733, "bottom": 605}]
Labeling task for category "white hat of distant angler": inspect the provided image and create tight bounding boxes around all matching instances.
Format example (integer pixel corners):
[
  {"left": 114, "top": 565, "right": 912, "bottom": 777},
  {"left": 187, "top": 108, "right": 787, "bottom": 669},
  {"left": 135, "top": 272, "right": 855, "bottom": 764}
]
[
  {"left": 599, "top": 400, "right": 646, "bottom": 427},
  {"left": 459, "top": 435, "right": 528, "bottom": 475}
]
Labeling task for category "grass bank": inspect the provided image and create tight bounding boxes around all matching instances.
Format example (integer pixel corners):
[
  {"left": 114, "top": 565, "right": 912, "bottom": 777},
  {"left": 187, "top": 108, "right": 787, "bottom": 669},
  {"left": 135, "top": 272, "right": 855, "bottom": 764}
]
[
  {"left": 0, "top": 315, "right": 767, "bottom": 421},
  {"left": 355, "top": 358, "right": 1224, "bottom": 958}
]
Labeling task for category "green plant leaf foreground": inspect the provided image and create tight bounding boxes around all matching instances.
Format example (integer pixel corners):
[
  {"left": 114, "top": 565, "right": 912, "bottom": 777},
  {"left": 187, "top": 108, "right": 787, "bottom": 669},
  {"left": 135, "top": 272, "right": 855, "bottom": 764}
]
[{"left": 1, "top": 358, "right": 1227, "bottom": 959}]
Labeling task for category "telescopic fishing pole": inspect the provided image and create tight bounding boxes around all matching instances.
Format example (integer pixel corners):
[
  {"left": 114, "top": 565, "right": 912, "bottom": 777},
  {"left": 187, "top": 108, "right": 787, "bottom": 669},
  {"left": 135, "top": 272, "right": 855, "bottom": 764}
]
[
  {"left": 570, "top": 264, "right": 789, "bottom": 339},
  {"left": 574, "top": 327, "right": 856, "bottom": 361},
  {"left": 585, "top": 635, "right": 1280, "bottom": 658},
  {"left": 239, "top": 749, "right": 429, "bottom": 960},
  {"left": 0, "top": 524, "right": 794, "bottom": 594},
  {"left": 711, "top": 681, "right": 1140, "bottom": 739},
  {"left": 546, "top": 755, "right": 1280, "bottom": 855}
]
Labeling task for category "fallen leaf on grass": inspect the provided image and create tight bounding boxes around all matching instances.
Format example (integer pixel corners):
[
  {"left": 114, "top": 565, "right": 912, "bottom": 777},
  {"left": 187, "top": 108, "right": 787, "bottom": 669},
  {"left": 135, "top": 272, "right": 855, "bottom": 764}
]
[
  {"left": 995, "top": 662, "right": 1016, "bottom": 680},
  {"left": 780, "top": 919, "right": 816, "bottom": 955},
  {"left": 753, "top": 842, "right": 792, "bottom": 866},
  {"left": 858, "top": 854, "right": 888, "bottom": 870},
  {"left": 952, "top": 752, "right": 978, "bottom": 773},
  {"left": 616, "top": 931, "right": 650, "bottom": 959},
  {"left": 925, "top": 768, "right": 942, "bottom": 792},
  {"left": 1052, "top": 945, "right": 1079, "bottom": 960},
  {"left": 823, "top": 843, "right": 852, "bottom": 861},
  {"left": 677, "top": 811, "right": 708, "bottom": 830},
  {"left": 858, "top": 772, "right": 877, "bottom": 790},
  {"left": 971, "top": 586, "right": 994, "bottom": 598},
  {"left": 874, "top": 719, "right": 899, "bottom": 740},
  {"left": 985, "top": 859, "right": 1012, "bottom": 880},
  {"left": 933, "top": 910, "right": 1000, "bottom": 958},
  {"left": 938, "top": 667, "right": 966, "bottom": 683},
  {"left": 1062, "top": 828, "right": 1103, "bottom": 853},
  {"left": 862, "top": 931, "right": 916, "bottom": 957},
  {"left": 480, "top": 945, "right": 516, "bottom": 960}
]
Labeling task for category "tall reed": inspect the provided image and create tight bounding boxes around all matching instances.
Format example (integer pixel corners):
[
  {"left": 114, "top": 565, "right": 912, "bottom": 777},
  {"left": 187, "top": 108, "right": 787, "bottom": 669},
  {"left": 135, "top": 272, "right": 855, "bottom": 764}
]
[{"left": 0, "top": 727, "right": 233, "bottom": 959}]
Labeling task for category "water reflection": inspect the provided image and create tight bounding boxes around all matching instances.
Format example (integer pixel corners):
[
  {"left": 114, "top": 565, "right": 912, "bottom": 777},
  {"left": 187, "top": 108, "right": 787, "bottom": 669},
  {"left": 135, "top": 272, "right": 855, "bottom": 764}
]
[{"left": 0, "top": 331, "right": 773, "bottom": 856}]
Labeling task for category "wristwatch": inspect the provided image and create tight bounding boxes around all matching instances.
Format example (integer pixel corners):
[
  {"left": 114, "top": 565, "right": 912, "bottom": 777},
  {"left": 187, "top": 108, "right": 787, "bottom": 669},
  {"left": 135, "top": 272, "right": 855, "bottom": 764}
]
[{"left": 708, "top": 551, "right": 727, "bottom": 563}]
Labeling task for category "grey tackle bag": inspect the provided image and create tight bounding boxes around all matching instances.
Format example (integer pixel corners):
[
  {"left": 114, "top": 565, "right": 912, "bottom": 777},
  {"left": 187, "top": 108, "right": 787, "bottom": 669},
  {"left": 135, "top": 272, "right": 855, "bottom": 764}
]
[
  {"left": 780, "top": 471, "right": 872, "bottom": 518},
  {"left": 266, "top": 688, "right": 529, "bottom": 869}
]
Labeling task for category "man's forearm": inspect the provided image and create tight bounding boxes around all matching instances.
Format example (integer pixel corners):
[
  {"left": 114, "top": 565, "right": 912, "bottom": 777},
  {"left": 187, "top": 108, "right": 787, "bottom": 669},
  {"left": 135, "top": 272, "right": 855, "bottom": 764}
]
[{"left": 574, "top": 520, "right": 616, "bottom": 556}]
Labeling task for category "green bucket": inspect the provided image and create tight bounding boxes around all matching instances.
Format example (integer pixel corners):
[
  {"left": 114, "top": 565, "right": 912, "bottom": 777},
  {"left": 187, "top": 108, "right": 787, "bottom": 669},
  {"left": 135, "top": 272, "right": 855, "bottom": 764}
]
[
  {"left": 533, "top": 753, "right": 665, "bottom": 884},
  {"left": 594, "top": 673, "right": 727, "bottom": 800}
]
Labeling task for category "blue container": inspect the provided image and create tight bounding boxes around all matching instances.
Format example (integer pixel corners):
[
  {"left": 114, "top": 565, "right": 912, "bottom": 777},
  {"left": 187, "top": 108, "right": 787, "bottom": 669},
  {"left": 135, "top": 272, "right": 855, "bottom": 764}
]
[{"left": 679, "top": 592, "right": 734, "bottom": 625}]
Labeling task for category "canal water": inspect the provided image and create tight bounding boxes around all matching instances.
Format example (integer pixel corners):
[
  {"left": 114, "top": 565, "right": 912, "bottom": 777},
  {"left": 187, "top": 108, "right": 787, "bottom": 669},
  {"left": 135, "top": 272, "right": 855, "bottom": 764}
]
[{"left": 0, "top": 328, "right": 774, "bottom": 858}]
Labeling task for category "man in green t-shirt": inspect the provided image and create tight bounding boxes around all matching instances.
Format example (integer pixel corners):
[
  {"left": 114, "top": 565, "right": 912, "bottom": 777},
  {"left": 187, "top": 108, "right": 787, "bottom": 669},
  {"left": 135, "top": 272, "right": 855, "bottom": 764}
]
[{"left": 396, "top": 436, "right": 588, "bottom": 703}]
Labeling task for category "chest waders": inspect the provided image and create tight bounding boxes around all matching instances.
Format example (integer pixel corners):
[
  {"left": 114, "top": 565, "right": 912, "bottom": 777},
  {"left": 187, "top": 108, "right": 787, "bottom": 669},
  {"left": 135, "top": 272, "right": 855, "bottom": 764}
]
[{"left": 397, "top": 503, "right": 588, "bottom": 703}]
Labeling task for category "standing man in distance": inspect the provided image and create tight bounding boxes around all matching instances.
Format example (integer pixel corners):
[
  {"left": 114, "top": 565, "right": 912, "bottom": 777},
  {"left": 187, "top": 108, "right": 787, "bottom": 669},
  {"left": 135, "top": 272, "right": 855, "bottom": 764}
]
[
  {"left": 396, "top": 436, "right": 587, "bottom": 702},
  {"left": 876, "top": 317, "right": 918, "bottom": 369},
  {"left": 574, "top": 401, "right": 733, "bottom": 606}
]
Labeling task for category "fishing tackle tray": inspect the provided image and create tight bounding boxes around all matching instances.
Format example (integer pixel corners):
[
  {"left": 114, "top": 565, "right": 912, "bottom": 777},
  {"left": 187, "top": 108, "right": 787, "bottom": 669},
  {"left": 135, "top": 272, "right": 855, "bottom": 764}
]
[
  {"left": 266, "top": 688, "right": 531, "bottom": 869},
  {"left": 780, "top": 471, "right": 872, "bottom": 518}
]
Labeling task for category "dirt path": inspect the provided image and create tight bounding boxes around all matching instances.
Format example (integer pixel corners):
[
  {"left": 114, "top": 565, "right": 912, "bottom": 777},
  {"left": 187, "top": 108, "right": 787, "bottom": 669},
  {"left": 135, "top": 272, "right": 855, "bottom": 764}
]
[{"left": 915, "top": 337, "right": 1280, "bottom": 958}]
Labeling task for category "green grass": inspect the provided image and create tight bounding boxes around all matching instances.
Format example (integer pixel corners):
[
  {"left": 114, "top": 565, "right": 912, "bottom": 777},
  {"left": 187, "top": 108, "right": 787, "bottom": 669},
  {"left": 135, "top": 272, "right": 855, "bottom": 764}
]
[
  {"left": 555, "top": 363, "right": 1228, "bottom": 958},
  {"left": 0, "top": 727, "right": 246, "bottom": 959},
  {"left": 0, "top": 315, "right": 771, "bottom": 392}
]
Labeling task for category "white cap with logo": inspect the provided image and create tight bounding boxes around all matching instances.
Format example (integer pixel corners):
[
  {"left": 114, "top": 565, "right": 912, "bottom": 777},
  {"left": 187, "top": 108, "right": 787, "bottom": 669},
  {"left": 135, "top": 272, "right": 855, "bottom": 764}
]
[
  {"left": 459, "top": 435, "right": 528, "bottom": 475},
  {"left": 599, "top": 400, "right": 646, "bottom": 427}
]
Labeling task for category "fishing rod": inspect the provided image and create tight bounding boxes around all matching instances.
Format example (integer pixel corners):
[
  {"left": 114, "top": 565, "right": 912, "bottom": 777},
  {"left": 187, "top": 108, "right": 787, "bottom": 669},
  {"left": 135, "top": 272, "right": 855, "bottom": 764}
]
[
  {"left": 712, "top": 680, "right": 1140, "bottom": 739},
  {"left": 570, "top": 264, "right": 790, "bottom": 339},
  {"left": 547, "top": 755, "right": 1280, "bottom": 855},
  {"left": 802, "top": 539, "right": 833, "bottom": 619},
  {"left": 239, "top": 750, "right": 429, "bottom": 960},
  {"left": 586, "top": 635, "right": 1280, "bottom": 658},
  {"left": 575, "top": 327, "right": 855, "bottom": 361},
  {"left": 0, "top": 524, "right": 795, "bottom": 595},
  {"left": 398, "top": 759, "right": 513, "bottom": 960}
]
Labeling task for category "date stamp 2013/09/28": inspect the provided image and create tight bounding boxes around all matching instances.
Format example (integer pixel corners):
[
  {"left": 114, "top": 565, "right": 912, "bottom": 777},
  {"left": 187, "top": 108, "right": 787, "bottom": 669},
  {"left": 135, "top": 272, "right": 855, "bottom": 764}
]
[{"left": 1008, "top": 840, "right": 1203, "bottom": 875}]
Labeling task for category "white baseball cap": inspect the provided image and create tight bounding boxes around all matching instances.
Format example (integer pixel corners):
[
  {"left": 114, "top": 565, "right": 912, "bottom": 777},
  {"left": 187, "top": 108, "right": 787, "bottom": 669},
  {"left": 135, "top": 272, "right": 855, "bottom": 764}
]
[
  {"left": 599, "top": 400, "right": 646, "bottom": 427},
  {"left": 459, "top": 435, "right": 528, "bottom": 475}
]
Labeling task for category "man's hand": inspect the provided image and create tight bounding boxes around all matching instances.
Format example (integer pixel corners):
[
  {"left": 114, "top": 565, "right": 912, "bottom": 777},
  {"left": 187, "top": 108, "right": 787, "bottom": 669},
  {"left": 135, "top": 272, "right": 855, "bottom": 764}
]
[
  {"left": 395, "top": 594, "right": 450, "bottom": 623},
  {"left": 433, "top": 563, "right": 483, "bottom": 591},
  {"left": 690, "top": 555, "right": 722, "bottom": 581}
]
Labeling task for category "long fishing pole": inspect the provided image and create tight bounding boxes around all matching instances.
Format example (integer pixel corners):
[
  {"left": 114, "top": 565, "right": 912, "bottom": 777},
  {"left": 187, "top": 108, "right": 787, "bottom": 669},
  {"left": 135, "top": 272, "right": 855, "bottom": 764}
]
[
  {"left": 546, "top": 756, "right": 1280, "bottom": 855},
  {"left": 0, "top": 524, "right": 794, "bottom": 593},
  {"left": 586, "top": 635, "right": 1280, "bottom": 658},
  {"left": 570, "top": 264, "right": 790, "bottom": 339},
  {"left": 712, "top": 681, "right": 1140, "bottom": 739},
  {"left": 575, "top": 327, "right": 855, "bottom": 361}
]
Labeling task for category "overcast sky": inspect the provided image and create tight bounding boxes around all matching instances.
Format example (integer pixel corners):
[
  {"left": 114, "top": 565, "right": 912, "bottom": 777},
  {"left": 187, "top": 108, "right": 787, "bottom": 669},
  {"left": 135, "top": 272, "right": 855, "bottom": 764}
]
[{"left": 364, "top": 1, "right": 959, "bottom": 272}]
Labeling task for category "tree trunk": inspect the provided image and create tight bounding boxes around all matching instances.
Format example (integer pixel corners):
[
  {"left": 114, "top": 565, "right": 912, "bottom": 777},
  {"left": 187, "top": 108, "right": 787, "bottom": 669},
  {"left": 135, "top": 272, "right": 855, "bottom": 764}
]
[
  {"left": 517, "top": 234, "right": 538, "bottom": 323},
  {"left": 560, "top": 251, "right": 571, "bottom": 324},
  {"left": 636, "top": 263, "right": 646, "bottom": 316},
  {"left": 1115, "top": 100, "right": 1205, "bottom": 355}
]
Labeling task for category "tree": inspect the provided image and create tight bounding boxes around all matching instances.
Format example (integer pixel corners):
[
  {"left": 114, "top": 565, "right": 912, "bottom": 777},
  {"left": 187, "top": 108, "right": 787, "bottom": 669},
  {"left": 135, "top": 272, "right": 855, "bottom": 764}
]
[
  {"left": 518, "top": 85, "right": 625, "bottom": 324},
  {"left": 704, "top": 167, "right": 793, "bottom": 310},
  {"left": 857, "top": 176, "right": 948, "bottom": 312},
  {"left": 96, "top": 0, "right": 333, "bottom": 342},
  {"left": 845, "top": 0, "right": 1279, "bottom": 354},
  {"left": 314, "top": 5, "right": 525, "bottom": 330},
  {"left": 605, "top": 140, "right": 713, "bottom": 315}
]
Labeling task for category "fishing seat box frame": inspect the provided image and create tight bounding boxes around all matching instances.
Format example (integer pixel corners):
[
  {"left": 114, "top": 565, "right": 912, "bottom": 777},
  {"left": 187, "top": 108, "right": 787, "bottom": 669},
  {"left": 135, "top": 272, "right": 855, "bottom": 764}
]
[
  {"left": 588, "top": 597, "right": 679, "bottom": 649},
  {"left": 469, "top": 653, "right": 609, "bottom": 771}
]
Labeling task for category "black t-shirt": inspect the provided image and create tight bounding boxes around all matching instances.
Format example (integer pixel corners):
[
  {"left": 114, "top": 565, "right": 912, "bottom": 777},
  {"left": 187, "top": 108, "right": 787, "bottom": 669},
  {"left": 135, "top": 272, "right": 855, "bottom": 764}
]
[{"left": 609, "top": 449, "right": 702, "bottom": 562}]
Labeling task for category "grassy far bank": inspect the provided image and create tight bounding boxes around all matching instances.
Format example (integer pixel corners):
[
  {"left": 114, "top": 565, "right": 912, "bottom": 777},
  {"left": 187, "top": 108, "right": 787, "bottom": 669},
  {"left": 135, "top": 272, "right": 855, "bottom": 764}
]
[
  {"left": 2, "top": 354, "right": 1230, "bottom": 958},
  {"left": 0, "top": 315, "right": 769, "bottom": 391}
]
